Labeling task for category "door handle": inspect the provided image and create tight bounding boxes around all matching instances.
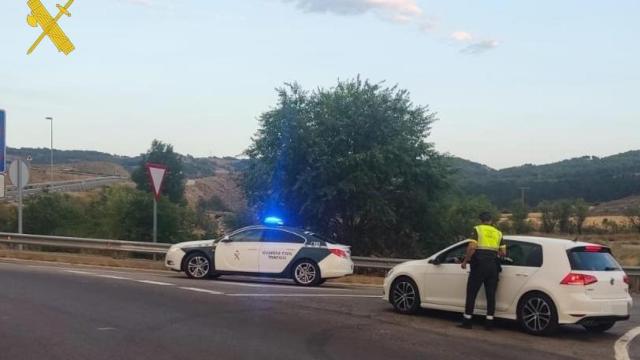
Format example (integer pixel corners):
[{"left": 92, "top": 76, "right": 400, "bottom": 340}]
[{"left": 515, "top": 273, "right": 528, "bottom": 277}]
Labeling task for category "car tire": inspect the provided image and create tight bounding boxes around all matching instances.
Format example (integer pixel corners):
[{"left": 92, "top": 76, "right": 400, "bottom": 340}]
[
  {"left": 583, "top": 322, "right": 615, "bottom": 333},
  {"left": 184, "top": 252, "right": 212, "bottom": 279},
  {"left": 317, "top": 278, "right": 327, "bottom": 285},
  {"left": 517, "top": 292, "right": 559, "bottom": 335},
  {"left": 390, "top": 277, "right": 421, "bottom": 315},
  {"left": 292, "top": 259, "right": 321, "bottom": 286}
]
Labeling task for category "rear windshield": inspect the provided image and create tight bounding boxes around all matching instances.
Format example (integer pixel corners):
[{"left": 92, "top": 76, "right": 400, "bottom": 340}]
[{"left": 567, "top": 246, "right": 621, "bottom": 271}]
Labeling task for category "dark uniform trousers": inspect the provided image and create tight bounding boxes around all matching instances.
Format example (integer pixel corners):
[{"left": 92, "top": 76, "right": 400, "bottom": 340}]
[{"left": 465, "top": 249, "right": 499, "bottom": 317}]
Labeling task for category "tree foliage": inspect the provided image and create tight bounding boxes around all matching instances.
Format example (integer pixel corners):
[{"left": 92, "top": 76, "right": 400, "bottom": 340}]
[
  {"left": 243, "top": 78, "right": 450, "bottom": 256},
  {"left": 131, "top": 140, "right": 185, "bottom": 203},
  {"left": 625, "top": 206, "right": 640, "bottom": 233}
]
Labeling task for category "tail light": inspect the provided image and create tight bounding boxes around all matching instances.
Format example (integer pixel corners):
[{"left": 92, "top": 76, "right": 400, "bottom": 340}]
[
  {"left": 624, "top": 275, "right": 630, "bottom": 285},
  {"left": 561, "top": 273, "right": 598, "bottom": 286},
  {"left": 330, "top": 248, "right": 348, "bottom": 258},
  {"left": 585, "top": 245, "right": 603, "bottom": 252}
]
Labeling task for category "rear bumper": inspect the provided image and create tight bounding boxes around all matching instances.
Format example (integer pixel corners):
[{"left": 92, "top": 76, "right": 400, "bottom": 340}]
[
  {"left": 319, "top": 256, "right": 354, "bottom": 279},
  {"left": 558, "top": 293, "right": 632, "bottom": 324},
  {"left": 577, "top": 315, "right": 630, "bottom": 326}
]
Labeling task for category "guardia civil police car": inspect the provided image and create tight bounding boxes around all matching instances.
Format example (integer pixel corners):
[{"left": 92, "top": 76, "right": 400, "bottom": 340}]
[{"left": 165, "top": 218, "right": 354, "bottom": 286}]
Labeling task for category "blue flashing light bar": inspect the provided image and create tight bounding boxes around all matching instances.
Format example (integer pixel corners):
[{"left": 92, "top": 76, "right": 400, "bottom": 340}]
[{"left": 264, "top": 216, "right": 284, "bottom": 226}]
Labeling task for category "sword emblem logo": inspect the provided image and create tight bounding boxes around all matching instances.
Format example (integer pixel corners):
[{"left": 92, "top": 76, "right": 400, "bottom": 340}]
[{"left": 26, "top": 0, "right": 76, "bottom": 55}]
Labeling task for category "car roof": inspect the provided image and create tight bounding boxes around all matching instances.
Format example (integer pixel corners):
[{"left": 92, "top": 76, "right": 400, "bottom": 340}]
[
  {"left": 232, "top": 224, "right": 312, "bottom": 238},
  {"left": 503, "top": 235, "right": 604, "bottom": 250}
]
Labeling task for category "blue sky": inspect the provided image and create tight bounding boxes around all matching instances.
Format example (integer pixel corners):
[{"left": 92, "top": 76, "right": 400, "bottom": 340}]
[{"left": 1, "top": 0, "right": 638, "bottom": 169}]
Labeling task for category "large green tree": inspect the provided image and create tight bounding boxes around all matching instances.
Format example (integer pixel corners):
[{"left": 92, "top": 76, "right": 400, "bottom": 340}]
[
  {"left": 243, "top": 78, "right": 449, "bottom": 256},
  {"left": 131, "top": 140, "right": 185, "bottom": 204}
]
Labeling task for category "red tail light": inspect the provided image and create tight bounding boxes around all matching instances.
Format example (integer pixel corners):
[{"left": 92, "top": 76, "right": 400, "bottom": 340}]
[
  {"left": 330, "top": 248, "right": 348, "bottom": 258},
  {"left": 624, "top": 275, "right": 630, "bottom": 285},
  {"left": 561, "top": 273, "right": 598, "bottom": 286},
  {"left": 585, "top": 245, "right": 602, "bottom": 252}
]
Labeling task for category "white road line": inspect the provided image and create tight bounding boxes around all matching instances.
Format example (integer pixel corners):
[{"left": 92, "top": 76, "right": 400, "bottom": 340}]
[
  {"left": 63, "top": 270, "right": 94, "bottom": 275},
  {"left": 136, "top": 280, "right": 174, "bottom": 286},
  {"left": 615, "top": 326, "right": 640, "bottom": 360},
  {"left": 95, "top": 274, "right": 131, "bottom": 280},
  {"left": 226, "top": 293, "right": 381, "bottom": 298},
  {"left": 214, "top": 281, "right": 347, "bottom": 291},
  {"left": 179, "top": 287, "right": 224, "bottom": 295}
]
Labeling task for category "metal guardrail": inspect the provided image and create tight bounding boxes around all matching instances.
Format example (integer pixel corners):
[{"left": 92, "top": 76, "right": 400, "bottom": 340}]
[
  {"left": 3, "top": 176, "right": 127, "bottom": 200},
  {"left": 1, "top": 232, "right": 639, "bottom": 278}
]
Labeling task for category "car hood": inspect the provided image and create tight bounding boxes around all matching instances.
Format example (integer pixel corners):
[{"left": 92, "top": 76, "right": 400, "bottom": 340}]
[{"left": 173, "top": 239, "right": 215, "bottom": 249}]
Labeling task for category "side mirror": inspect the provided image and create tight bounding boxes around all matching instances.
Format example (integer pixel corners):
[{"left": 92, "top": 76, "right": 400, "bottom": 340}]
[
  {"left": 220, "top": 236, "right": 231, "bottom": 243},
  {"left": 428, "top": 258, "right": 441, "bottom": 265}
]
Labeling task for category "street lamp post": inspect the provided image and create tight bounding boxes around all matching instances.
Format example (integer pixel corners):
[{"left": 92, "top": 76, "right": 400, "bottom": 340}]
[{"left": 45, "top": 116, "right": 53, "bottom": 182}]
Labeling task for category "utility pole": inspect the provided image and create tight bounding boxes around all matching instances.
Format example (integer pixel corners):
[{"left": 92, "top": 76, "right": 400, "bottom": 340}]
[
  {"left": 45, "top": 116, "right": 53, "bottom": 183},
  {"left": 519, "top": 187, "right": 530, "bottom": 207}
]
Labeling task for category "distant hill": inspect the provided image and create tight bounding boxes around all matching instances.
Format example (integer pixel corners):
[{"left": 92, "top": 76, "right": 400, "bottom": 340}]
[
  {"left": 449, "top": 150, "right": 640, "bottom": 208},
  {"left": 6, "top": 147, "right": 246, "bottom": 179}
]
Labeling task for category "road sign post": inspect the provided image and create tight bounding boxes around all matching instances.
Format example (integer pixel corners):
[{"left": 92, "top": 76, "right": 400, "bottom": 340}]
[
  {"left": 0, "top": 110, "right": 6, "bottom": 173},
  {"left": 9, "top": 159, "right": 30, "bottom": 234},
  {"left": 146, "top": 163, "right": 167, "bottom": 243}
]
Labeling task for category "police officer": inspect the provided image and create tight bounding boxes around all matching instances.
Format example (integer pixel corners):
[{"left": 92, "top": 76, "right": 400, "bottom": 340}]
[{"left": 459, "top": 211, "right": 506, "bottom": 330}]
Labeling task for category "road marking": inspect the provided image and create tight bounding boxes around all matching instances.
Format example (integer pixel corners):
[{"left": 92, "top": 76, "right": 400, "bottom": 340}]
[
  {"left": 95, "top": 274, "right": 130, "bottom": 280},
  {"left": 136, "top": 280, "right": 174, "bottom": 286},
  {"left": 179, "top": 287, "right": 224, "bottom": 295},
  {"left": 63, "top": 270, "right": 94, "bottom": 275},
  {"left": 97, "top": 327, "right": 116, "bottom": 331},
  {"left": 214, "top": 280, "right": 347, "bottom": 291},
  {"left": 615, "top": 326, "right": 640, "bottom": 360},
  {"left": 226, "top": 293, "right": 380, "bottom": 298}
]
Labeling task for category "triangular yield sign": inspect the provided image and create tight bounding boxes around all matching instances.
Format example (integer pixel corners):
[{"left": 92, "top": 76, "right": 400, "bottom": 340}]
[{"left": 146, "top": 163, "right": 167, "bottom": 200}]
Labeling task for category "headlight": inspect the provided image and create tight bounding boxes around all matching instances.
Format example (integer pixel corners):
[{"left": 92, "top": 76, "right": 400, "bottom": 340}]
[{"left": 386, "top": 267, "right": 396, "bottom": 278}]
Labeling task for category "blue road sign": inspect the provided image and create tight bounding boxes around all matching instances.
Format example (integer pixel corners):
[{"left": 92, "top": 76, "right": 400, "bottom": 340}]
[{"left": 0, "top": 110, "right": 5, "bottom": 173}]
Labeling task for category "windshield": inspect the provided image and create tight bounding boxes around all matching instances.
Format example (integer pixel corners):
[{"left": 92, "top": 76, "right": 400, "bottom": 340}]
[{"left": 567, "top": 246, "right": 621, "bottom": 271}]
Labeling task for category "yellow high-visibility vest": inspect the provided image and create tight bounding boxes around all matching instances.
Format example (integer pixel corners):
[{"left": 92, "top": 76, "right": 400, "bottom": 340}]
[{"left": 474, "top": 225, "right": 504, "bottom": 251}]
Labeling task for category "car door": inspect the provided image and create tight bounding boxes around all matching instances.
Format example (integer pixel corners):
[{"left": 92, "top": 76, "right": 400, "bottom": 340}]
[
  {"left": 215, "top": 229, "right": 263, "bottom": 273},
  {"left": 259, "top": 229, "right": 306, "bottom": 273},
  {"left": 423, "top": 242, "right": 469, "bottom": 308},
  {"left": 475, "top": 240, "right": 542, "bottom": 312}
]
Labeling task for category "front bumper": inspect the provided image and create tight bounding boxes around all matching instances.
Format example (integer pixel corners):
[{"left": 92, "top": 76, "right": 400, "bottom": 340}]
[{"left": 165, "top": 247, "right": 186, "bottom": 271}]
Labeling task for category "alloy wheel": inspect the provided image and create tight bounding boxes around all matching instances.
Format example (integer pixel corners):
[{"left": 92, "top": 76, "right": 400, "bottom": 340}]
[
  {"left": 393, "top": 280, "right": 417, "bottom": 312},
  {"left": 522, "top": 296, "right": 552, "bottom": 332},
  {"left": 294, "top": 263, "right": 317, "bottom": 285},
  {"left": 187, "top": 255, "right": 210, "bottom": 278}
]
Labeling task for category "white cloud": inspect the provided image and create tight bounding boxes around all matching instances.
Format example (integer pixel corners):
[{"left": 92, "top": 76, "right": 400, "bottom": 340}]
[
  {"left": 461, "top": 39, "right": 500, "bottom": 54},
  {"left": 285, "top": 0, "right": 422, "bottom": 22},
  {"left": 123, "top": 0, "right": 153, "bottom": 7},
  {"left": 450, "top": 31, "right": 473, "bottom": 42}
]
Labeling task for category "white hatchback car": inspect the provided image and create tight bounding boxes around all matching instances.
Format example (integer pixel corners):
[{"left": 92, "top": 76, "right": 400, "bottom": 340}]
[
  {"left": 165, "top": 225, "right": 354, "bottom": 286},
  {"left": 383, "top": 236, "right": 632, "bottom": 335}
]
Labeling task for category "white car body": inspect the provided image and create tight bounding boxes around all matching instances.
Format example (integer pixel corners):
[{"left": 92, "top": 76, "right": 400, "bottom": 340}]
[
  {"left": 383, "top": 236, "right": 632, "bottom": 334},
  {"left": 166, "top": 225, "right": 354, "bottom": 285}
]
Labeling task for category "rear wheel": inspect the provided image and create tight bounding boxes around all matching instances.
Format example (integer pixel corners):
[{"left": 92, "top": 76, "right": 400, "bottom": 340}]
[
  {"left": 583, "top": 322, "right": 615, "bottom": 333},
  {"left": 292, "top": 260, "right": 321, "bottom": 286},
  {"left": 184, "top": 253, "right": 211, "bottom": 279},
  {"left": 517, "top": 292, "right": 559, "bottom": 335},
  {"left": 390, "top": 277, "right": 421, "bottom": 314}
]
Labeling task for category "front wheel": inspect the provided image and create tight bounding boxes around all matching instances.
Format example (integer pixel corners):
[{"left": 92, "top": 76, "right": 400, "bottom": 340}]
[
  {"left": 518, "top": 292, "right": 559, "bottom": 335},
  {"left": 583, "top": 322, "right": 615, "bottom": 333},
  {"left": 390, "top": 277, "right": 421, "bottom": 314},
  {"left": 292, "top": 260, "right": 321, "bottom": 286},
  {"left": 184, "top": 253, "right": 212, "bottom": 279}
]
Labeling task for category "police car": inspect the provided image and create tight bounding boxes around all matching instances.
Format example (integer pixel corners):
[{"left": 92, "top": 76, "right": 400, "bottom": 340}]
[{"left": 165, "top": 219, "right": 354, "bottom": 286}]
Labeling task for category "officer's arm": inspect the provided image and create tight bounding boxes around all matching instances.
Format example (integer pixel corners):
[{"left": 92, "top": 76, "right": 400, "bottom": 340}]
[
  {"left": 461, "top": 229, "right": 478, "bottom": 268},
  {"left": 498, "top": 236, "right": 507, "bottom": 257}
]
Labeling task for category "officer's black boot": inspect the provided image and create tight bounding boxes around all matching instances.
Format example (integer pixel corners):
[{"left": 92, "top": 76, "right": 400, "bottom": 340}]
[{"left": 458, "top": 317, "right": 472, "bottom": 329}]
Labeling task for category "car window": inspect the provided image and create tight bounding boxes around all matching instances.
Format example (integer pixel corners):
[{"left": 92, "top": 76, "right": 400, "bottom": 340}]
[
  {"left": 438, "top": 243, "right": 467, "bottom": 264},
  {"left": 568, "top": 246, "right": 621, "bottom": 271},
  {"left": 262, "top": 229, "right": 305, "bottom": 244},
  {"left": 228, "top": 229, "right": 263, "bottom": 242},
  {"left": 503, "top": 241, "right": 543, "bottom": 267}
]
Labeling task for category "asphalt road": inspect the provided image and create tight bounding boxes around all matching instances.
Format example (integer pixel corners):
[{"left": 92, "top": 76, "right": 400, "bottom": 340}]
[{"left": 1, "top": 259, "right": 638, "bottom": 360}]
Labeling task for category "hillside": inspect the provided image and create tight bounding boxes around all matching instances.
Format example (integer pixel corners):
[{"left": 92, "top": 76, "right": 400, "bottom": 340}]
[
  {"left": 6, "top": 147, "right": 245, "bottom": 179},
  {"left": 449, "top": 150, "right": 640, "bottom": 208}
]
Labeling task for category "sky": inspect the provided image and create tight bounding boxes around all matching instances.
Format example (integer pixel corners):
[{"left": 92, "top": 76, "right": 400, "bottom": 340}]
[{"left": 1, "top": 0, "right": 638, "bottom": 169}]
